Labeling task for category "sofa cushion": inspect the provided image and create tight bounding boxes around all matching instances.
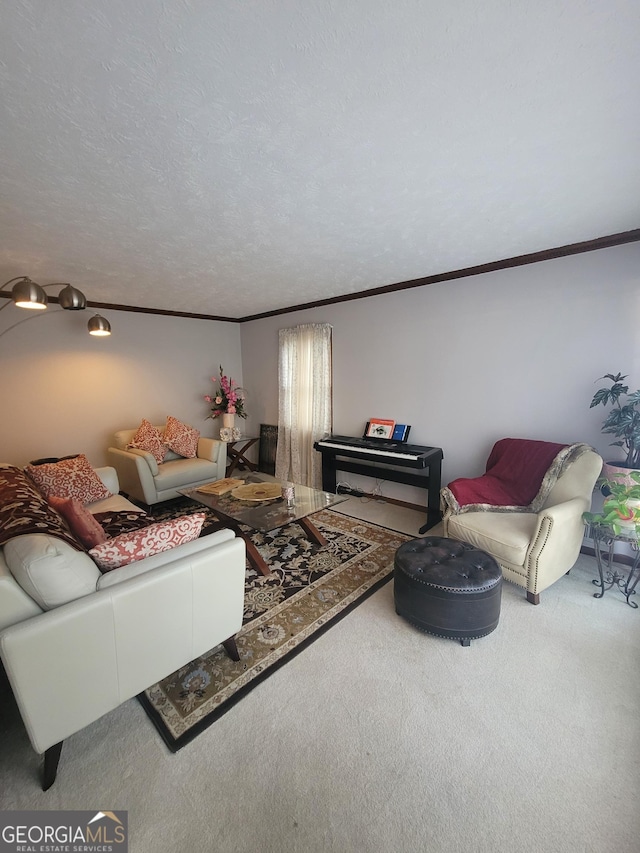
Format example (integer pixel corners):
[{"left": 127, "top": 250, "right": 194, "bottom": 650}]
[
  {"left": 92, "top": 510, "right": 152, "bottom": 538},
  {"left": 164, "top": 416, "right": 200, "bottom": 458},
  {"left": 4, "top": 534, "right": 101, "bottom": 610},
  {"left": 48, "top": 496, "right": 108, "bottom": 549},
  {"left": 154, "top": 457, "right": 223, "bottom": 492},
  {"left": 0, "top": 466, "right": 83, "bottom": 552},
  {"left": 88, "top": 513, "right": 206, "bottom": 572},
  {"left": 127, "top": 419, "right": 168, "bottom": 464},
  {"left": 25, "top": 454, "right": 112, "bottom": 504},
  {"left": 447, "top": 510, "right": 538, "bottom": 567}
]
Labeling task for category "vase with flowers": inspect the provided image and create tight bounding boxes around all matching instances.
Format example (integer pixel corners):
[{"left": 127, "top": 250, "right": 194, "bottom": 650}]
[{"left": 204, "top": 366, "right": 247, "bottom": 429}]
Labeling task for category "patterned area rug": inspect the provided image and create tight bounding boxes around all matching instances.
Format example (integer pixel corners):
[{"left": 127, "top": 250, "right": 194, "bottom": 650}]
[{"left": 139, "top": 500, "right": 410, "bottom": 750}]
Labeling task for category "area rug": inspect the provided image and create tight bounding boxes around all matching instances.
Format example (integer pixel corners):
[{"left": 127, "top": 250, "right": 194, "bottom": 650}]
[{"left": 138, "top": 503, "right": 410, "bottom": 750}]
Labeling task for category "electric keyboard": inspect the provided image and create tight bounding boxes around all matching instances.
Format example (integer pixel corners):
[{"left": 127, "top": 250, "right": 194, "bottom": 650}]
[{"left": 315, "top": 438, "right": 425, "bottom": 462}]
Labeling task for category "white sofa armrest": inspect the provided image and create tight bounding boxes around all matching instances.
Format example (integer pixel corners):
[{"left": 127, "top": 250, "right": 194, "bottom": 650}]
[
  {"left": 94, "top": 465, "right": 120, "bottom": 496},
  {"left": 106, "top": 447, "right": 158, "bottom": 504},
  {"left": 0, "top": 536, "right": 246, "bottom": 755},
  {"left": 97, "top": 528, "right": 237, "bottom": 588},
  {"left": 198, "top": 437, "right": 226, "bottom": 463}
]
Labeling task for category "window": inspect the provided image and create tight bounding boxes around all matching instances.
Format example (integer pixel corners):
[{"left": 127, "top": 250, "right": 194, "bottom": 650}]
[{"left": 275, "top": 323, "right": 332, "bottom": 488}]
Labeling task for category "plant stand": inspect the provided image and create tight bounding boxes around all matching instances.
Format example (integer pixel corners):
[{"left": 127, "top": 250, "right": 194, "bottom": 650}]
[{"left": 588, "top": 523, "right": 640, "bottom": 608}]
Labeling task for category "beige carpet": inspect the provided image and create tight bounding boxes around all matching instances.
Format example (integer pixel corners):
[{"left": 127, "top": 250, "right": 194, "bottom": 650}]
[{"left": 1, "top": 498, "right": 639, "bottom": 853}]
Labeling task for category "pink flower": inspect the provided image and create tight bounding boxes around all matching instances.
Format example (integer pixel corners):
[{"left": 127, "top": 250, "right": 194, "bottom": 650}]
[{"left": 205, "top": 365, "right": 247, "bottom": 420}]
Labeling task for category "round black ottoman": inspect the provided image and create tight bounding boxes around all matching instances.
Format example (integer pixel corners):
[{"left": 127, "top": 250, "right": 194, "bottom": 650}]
[{"left": 394, "top": 536, "right": 502, "bottom": 646}]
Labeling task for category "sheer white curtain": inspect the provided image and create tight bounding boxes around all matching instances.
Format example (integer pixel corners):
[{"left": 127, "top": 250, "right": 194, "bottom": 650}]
[{"left": 275, "top": 323, "right": 332, "bottom": 488}]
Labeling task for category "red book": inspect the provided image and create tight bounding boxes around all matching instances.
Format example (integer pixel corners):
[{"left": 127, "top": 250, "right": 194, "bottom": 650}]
[{"left": 365, "top": 418, "right": 395, "bottom": 439}]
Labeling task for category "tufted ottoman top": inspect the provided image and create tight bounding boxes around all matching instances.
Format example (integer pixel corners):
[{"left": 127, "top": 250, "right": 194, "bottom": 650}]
[{"left": 394, "top": 536, "right": 501, "bottom": 593}]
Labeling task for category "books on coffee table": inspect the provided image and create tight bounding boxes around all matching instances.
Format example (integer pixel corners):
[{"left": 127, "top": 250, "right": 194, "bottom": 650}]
[{"left": 196, "top": 478, "right": 243, "bottom": 496}]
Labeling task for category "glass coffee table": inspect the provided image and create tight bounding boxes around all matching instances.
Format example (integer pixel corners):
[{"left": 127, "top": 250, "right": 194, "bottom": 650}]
[{"left": 179, "top": 473, "right": 347, "bottom": 576}]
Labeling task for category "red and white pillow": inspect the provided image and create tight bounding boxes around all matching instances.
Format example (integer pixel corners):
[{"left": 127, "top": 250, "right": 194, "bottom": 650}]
[
  {"left": 26, "top": 454, "right": 112, "bottom": 504},
  {"left": 88, "top": 513, "right": 206, "bottom": 572},
  {"left": 164, "top": 416, "right": 200, "bottom": 458},
  {"left": 48, "top": 495, "right": 108, "bottom": 549},
  {"left": 128, "top": 419, "right": 167, "bottom": 464}
]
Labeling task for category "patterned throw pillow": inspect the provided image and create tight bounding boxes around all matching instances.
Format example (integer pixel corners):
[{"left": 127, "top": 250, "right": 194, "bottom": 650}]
[
  {"left": 128, "top": 419, "right": 167, "bottom": 464},
  {"left": 48, "top": 495, "right": 108, "bottom": 549},
  {"left": 25, "top": 454, "right": 112, "bottom": 504},
  {"left": 164, "top": 416, "right": 200, "bottom": 458},
  {"left": 88, "top": 513, "right": 206, "bottom": 572}
]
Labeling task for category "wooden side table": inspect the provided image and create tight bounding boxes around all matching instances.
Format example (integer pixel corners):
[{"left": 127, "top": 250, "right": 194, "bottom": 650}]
[{"left": 225, "top": 436, "right": 260, "bottom": 477}]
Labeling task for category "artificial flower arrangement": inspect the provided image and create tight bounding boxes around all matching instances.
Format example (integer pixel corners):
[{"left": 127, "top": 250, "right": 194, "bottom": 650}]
[{"left": 204, "top": 365, "right": 247, "bottom": 419}]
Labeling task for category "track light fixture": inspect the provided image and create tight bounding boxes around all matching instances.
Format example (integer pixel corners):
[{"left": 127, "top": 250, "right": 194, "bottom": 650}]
[
  {"left": 57, "top": 283, "right": 87, "bottom": 311},
  {"left": 10, "top": 277, "right": 48, "bottom": 309},
  {"left": 0, "top": 275, "right": 111, "bottom": 336},
  {"left": 87, "top": 314, "right": 111, "bottom": 336}
]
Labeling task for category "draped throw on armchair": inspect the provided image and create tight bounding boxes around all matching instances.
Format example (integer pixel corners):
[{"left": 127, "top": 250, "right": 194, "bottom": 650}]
[
  {"left": 275, "top": 324, "right": 332, "bottom": 489},
  {"left": 441, "top": 438, "right": 603, "bottom": 605}
]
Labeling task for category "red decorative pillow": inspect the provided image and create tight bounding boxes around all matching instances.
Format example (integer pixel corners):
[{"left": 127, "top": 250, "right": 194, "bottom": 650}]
[
  {"left": 25, "top": 454, "right": 112, "bottom": 504},
  {"left": 88, "top": 513, "right": 206, "bottom": 572},
  {"left": 48, "top": 495, "right": 108, "bottom": 549},
  {"left": 164, "top": 416, "right": 200, "bottom": 458},
  {"left": 128, "top": 419, "right": 167, "bottom": 464}
]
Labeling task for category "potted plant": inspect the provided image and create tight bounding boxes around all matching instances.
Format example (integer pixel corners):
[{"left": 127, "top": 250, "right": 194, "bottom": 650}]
[
  {"left": 582, "top": 471, "right": 640, "bottom": 538},
  {"left": 589, "top": 372, "right": 640, "bottom": 485}
]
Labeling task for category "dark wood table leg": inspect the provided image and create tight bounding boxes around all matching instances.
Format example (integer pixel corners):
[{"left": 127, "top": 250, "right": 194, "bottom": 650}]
[
  {"left": 226, "top": 438, "right": 260, "bottom": 477},
  {"left": 216, "top": 517, "right": 271, "bottom": 576},
  {"left": 297, "top": 515, "right": 328, "bottom": 547}
]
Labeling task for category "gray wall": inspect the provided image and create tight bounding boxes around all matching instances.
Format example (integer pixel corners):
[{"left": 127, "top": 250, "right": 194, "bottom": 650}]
[
  {"left": 240, "top": 242, "right": 640, "bottom": 504},
  {"left": 0, "top": 310, "right": 242, "bottom": 468},
  {"left": 1, "top": 241, "right": 638, "bottom": 500}
]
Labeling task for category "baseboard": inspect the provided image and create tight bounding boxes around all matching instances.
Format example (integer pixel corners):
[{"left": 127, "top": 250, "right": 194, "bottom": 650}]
[
  {"left": 348, "top": 492, "right": 426, "bottom": 513},
  {"left": 580, "top": 544, "right": 635, "bottom": 566}
]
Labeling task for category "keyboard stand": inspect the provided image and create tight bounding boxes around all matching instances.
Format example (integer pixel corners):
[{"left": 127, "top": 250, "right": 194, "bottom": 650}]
[{"left": 314, "top": 438, "right": 443, "bottom": 533}]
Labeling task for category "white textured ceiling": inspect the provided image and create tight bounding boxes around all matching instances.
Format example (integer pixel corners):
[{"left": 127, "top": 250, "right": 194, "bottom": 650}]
[{"left": 1, "top": 0, "right": 639, "bottom": 319}]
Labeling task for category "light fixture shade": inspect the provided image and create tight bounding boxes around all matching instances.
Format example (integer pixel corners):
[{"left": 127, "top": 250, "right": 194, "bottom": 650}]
[
  {"left": 12, "top": 278, "right": 47, "bottom": 310},
  {"left": 88, "top": 314, "right": 111, "bottom": 336},
  {"left": 58, "top": 283, "right": 87, "bottom": 310}
]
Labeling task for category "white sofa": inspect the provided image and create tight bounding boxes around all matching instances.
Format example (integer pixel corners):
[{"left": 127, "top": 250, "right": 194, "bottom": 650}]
[
  {"left": 0, "top": 465, "right": 246, "bottom": 789},
  {"left": 107, "top": 426, "right": 227, "bottom": 506}
]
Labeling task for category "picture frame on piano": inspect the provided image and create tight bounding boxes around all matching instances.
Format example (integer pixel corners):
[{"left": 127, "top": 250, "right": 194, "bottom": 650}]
[{"left": 364, "top": 418, "right": 395, "bottom": 440}]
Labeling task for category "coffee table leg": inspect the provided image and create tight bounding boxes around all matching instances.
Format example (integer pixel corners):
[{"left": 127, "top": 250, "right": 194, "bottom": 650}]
[
  {"left": 243, "top": 535, "right": 271, "bottom": 576},
  {"left": 298, "top": 516, "right": 328, "bottom": 547}
]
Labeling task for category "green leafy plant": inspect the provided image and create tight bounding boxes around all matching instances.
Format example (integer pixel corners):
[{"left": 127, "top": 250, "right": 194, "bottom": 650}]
[
  {"left": 590, "top": 373, "right": 640, "bottom": 468},
  {"left": 582, "top": 471, "right": 640, "bottom": 538}
]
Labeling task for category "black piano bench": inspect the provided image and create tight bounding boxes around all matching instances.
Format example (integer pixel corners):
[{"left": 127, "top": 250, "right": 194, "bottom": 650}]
[{"left": 393, "top": 537, "right": 502, "bottom": 646}]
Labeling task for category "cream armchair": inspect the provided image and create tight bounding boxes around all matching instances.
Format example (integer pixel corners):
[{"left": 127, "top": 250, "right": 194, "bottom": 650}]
[
  {"left": 107, "top": 425, "right": 226, "bottom": 506},
  {"left": 442, "top": 440, "right": 602, "bottom": 604}
]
